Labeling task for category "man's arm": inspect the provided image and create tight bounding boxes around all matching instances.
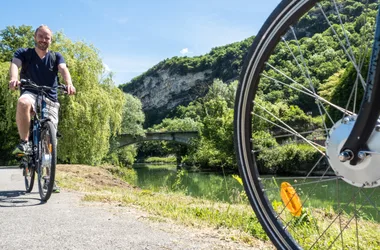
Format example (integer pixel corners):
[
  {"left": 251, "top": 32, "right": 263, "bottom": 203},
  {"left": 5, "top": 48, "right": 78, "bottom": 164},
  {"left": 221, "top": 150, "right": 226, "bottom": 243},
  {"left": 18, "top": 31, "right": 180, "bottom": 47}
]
[
  {"left": 9, "top": 58, "right": 22, "bottom": 90},
  {"left": 58, "top": 63, "right": 76, "bottom": 95}
]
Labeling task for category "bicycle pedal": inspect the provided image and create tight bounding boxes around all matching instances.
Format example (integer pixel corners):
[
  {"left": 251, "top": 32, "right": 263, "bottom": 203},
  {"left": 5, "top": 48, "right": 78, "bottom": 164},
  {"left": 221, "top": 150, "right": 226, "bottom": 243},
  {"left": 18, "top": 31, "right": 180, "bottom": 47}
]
[{"left": 23, "top": 168, "right": 30, "bottom": 177}]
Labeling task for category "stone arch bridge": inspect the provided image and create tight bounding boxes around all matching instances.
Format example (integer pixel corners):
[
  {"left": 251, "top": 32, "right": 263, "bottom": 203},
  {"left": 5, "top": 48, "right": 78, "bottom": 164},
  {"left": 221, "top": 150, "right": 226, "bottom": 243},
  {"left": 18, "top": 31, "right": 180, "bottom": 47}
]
[
  {"left": 117, "top": 131, "right": 199, "bottom": 167},
  {"left": 117, "top": 131, "right": 199, "bottom": 148}
]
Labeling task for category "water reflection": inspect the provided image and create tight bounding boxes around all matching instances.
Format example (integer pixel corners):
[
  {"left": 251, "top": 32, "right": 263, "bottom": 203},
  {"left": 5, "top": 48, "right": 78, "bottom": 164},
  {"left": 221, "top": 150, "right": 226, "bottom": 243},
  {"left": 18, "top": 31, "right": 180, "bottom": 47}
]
[{"left": 132, "top": 163, "right": 244, "bottom": 203}]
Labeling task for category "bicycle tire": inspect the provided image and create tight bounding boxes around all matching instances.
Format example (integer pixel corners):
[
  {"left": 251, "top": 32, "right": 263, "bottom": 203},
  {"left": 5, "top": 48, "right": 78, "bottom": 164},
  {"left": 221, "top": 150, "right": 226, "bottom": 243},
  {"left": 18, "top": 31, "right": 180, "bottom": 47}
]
[
  {"left": 24, "top": 161, "right": 35, "bottom": 193},
  {"left": 235, "top": 0, "right": 380, "bottom": 249},
  {"left": 37, "top": 121, "right": 57, "bottom": 202}
]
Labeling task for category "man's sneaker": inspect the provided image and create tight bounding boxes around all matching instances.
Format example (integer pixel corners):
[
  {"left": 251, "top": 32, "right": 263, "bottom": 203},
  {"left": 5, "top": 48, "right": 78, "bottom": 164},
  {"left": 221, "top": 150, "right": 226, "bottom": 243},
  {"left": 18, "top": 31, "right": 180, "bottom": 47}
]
[
  {"left": 23, "top": 167, "right": 31, "bottom": 177},
  {"left": 44, "top": 181, "right": 60, "bottom": 193},
  {"left": 43, "top": 180, "right": 48, "bottom": 190},
  {"left": 53, "top": 182, "right": 60, "bottom": 193},
  {"left": 12, "top": 141, "right": 31, "bottom": 156}
]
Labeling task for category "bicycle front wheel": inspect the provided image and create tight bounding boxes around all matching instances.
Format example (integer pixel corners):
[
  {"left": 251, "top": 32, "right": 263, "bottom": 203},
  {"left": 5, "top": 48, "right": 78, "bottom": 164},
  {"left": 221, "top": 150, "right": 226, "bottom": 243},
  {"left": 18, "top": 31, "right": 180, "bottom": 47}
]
[
  {"left": 37, "top": 121, "right": 57, "bottom": 202},
  {"left": 24, "top": 160, "right": 35, "bottom": 193},
  {"left": 235, "top": 0, "right": 380, "bottom": 249}
]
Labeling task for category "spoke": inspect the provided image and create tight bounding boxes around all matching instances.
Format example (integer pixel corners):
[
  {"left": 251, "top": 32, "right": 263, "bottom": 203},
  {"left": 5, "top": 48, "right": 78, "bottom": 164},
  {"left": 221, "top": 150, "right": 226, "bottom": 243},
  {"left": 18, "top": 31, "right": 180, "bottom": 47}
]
[
  {"left": 252, "top": 113, "right": 326, "bottom": 151},
  {"left": 282, "top": 166, "right": 335, "bottom": 231},
  {"left": 262, "top": 73, "right": 355, "bottom": 116},
  {"left": 337, "top": 179, "right": 344, "bottom": 248},
  {"left": 289, "top": 27, "right": 332, "bottom": 135},
  {"left": 318, "top": 3, "right": 367, "bottom": 89},
  {"left": 356, "top": 198, "right": 359, "bottom": 250},
  {"left": 304, "top": 155, "right": 327, "bottom": 179},
  {"left": 326, "top": 189, "right": 377, "bottom": 249},
  {"left": 343, "top": 78, "right": 359, "bottom": 119},
  {"left": 273, "top": 130, "right": 326, "bottom": 139},
  {"left": 332, "top": 0, "right": 357, "bottom": 66},
  {"left": 261, "top": 176, "right": 334, "bottom": 180},
  {"left": 253, "top": 101, "right": 325, "bottom": 155},
  {"left": 263, "top": 176, "right": 339, "bottom": 192},
  {"left": 359, "top": 188, "right": 380, "bottom": 215},
  {"left": 271, "top": 167, "right": 336, "bottom": 221},
  {"left": 252, "top": 140, "right": 323, "bottom": 154},
  {"left": 343, "top": 37, "right": 370, "bottom": 116},
  {"left": 264, "top": 63, "right": 335, "bottom": 126},
  {"left": 309, "top": 186, "right": 367, "bottom": 249}
]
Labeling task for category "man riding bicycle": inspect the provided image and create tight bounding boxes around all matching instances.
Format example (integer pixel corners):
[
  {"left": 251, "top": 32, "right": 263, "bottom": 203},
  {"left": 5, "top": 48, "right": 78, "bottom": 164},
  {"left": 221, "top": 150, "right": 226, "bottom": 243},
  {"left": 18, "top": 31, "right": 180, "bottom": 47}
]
[{"left": 8, "top": 25, "right": 76, "bottom": 192}]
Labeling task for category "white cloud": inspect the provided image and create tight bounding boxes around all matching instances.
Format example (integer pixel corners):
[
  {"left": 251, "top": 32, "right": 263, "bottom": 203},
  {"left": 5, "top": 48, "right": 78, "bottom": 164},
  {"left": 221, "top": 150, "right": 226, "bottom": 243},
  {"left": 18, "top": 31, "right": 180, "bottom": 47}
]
[{"left": 180, "top": 48, "right": 189, "bottom": 55}]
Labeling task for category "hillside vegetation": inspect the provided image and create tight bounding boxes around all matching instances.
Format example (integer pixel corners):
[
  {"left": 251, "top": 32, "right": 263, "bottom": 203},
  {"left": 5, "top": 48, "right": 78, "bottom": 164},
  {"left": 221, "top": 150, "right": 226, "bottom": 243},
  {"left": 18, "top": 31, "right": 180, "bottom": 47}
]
[{"left": 133, "top": 0, "right": 377, "bottom": 172}]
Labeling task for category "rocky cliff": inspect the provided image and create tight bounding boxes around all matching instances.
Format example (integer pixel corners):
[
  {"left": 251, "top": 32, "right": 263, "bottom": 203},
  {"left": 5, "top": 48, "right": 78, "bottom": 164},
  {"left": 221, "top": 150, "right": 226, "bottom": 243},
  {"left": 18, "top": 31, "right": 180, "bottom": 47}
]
[
  {"left": 121, "top": 36, "right": 255, "bottom": 127},
  {"left": 126, "top": 69, "right": 213, "bottom": 126}
]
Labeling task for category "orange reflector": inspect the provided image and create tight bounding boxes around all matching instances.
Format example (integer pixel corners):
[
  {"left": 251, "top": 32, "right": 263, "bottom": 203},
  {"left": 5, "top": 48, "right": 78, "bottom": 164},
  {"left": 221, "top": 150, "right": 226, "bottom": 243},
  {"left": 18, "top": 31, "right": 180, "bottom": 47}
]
[
  {"left": 280, "top": 182, "right": 302, "bottom": 217},
  {"left": 48, "top": 144, "right": 52, "bottom": 153}
]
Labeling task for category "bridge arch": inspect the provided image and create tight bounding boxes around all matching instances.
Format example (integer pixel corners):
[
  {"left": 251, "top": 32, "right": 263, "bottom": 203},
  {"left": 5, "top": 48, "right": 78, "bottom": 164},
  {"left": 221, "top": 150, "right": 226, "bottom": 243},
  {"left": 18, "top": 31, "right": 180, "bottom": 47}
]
[{"left": 117, "top": 131, "right": 199, "bottom": 148}]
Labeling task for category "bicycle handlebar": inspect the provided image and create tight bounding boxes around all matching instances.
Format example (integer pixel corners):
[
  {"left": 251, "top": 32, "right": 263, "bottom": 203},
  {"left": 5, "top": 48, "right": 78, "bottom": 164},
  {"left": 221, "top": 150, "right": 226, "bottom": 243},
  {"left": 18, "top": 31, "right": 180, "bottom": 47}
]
[{"left": 20, "top": 79, "right": 67, "bottom": 93}]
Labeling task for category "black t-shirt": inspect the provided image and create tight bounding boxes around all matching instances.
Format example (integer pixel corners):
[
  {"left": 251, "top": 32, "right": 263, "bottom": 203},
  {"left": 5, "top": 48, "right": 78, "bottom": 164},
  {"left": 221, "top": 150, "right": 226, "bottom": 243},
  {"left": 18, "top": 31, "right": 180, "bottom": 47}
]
[{"left": 14, "top": 48, "right": 65, "bottom": 101}]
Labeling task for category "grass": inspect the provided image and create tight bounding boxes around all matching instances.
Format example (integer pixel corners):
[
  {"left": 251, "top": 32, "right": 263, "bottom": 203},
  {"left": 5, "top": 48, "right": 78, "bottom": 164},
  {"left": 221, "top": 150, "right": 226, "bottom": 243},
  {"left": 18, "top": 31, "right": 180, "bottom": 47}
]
[
  {"left": 56, "top": 164, "right": 380, "bottom": 249},
  {"left": 56, "top": 164, "right": 270, "bottom": 248}
]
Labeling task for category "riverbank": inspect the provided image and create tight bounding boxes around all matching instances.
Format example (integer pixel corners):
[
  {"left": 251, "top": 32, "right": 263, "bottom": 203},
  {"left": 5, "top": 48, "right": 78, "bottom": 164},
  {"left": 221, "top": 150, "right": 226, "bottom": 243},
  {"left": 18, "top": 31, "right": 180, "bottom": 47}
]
[{"left": 55, "top": 164, "right": 273, "bottom": 249}]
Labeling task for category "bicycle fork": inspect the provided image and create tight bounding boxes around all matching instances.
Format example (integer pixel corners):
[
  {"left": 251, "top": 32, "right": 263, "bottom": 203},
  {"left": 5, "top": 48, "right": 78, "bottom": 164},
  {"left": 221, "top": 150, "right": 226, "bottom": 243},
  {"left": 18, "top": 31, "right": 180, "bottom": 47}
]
[{"left": 339, "top": 5, "right": 380, "bottom": 166}]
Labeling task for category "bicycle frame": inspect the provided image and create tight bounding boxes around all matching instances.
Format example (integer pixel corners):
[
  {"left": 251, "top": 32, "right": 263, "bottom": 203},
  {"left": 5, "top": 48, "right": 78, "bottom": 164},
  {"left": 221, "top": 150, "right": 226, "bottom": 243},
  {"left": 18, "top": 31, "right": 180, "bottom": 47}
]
[
  {"left": 30, "top": 92, "right": 49, "bottom": 169},
  {"left": 341, "top": 6, "right": 380, "bottom": 165},
  {"left": 21, "top": 79, "right": 64, "bottom": 170}
]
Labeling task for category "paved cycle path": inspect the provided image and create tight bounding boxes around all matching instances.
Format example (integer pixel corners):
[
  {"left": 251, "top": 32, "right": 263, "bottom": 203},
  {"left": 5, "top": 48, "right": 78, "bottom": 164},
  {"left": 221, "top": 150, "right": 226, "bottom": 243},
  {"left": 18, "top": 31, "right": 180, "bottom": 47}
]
[{"left": 0, "top": 167, "right": 264, "bottom": 250}]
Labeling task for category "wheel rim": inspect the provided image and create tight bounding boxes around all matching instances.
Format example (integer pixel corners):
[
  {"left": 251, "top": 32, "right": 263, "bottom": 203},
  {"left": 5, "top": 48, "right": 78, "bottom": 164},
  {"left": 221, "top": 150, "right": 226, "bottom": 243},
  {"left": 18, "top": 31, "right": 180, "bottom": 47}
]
[
  {"left": 25, "top": 166, "right": 34, "bottom": 191},
  {"left": 38, "top": 126, "right": 54, "bottom": 199},
  {"left": 235, "top": 0, "right": 380, "bottom": 249}
]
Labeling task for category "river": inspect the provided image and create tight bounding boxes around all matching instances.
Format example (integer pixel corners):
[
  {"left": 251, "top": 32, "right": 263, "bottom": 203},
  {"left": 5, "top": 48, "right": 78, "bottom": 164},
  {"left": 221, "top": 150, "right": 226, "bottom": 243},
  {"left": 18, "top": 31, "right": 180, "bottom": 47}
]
[{"left": 132, "top": 163, "right": 244, "bottom": 203}]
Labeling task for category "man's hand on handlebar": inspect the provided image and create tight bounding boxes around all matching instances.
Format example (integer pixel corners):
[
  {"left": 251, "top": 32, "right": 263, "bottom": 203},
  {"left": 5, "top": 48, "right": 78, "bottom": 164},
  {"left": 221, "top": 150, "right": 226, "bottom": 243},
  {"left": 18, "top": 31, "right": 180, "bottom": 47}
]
[
  {"left": 9, "top": 79, "right": 20, "bottom": 90},
  {"left": 66, "top": 84, "right": 76, "bottom": 95}
]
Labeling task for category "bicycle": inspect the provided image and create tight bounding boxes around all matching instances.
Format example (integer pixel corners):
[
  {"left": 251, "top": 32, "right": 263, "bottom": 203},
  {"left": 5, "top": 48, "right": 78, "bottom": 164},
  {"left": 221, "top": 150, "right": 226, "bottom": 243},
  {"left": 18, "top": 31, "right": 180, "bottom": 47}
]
[
  {"left": 17, "top": 79, "right": 66, "bottom": 202},
  {"left": 234, "top": 0, "right": 380, "bottom": 249}
]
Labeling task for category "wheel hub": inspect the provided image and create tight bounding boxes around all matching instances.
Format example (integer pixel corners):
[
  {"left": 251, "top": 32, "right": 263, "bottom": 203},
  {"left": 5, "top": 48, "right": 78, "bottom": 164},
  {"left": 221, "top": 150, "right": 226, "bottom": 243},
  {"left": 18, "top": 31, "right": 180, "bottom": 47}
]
[{"left": 326, "top": 116, "right": 380, "bottom": 188}]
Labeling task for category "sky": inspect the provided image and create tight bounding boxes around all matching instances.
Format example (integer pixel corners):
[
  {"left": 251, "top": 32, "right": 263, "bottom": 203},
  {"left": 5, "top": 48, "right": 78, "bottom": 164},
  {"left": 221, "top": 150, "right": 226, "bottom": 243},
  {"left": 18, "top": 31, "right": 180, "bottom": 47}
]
[{"left": 0, "top": 0, "right": 281, "bottom": 85}]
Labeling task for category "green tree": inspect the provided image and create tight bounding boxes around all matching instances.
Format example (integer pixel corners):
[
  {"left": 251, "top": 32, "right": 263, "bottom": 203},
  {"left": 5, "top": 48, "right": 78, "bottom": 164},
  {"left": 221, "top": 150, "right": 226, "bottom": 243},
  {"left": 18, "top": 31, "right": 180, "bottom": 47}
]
[
  {"left": 107, "top": 93, "right": 145, "bottom": 167},
  {"left": 172, "top": 80, "right": 237, "bottom": 169},
  {"left": 0, "top": 25, "right": 34, "bottom": 62},
  {"left": 0, "top": 62, "right": 19, "bottom": 164},
  {"left": 121, "top": 94, "right": 145, "bottom": 135},
  {"left": 49, "top": 32, "right": 126, "bottom": 165}
]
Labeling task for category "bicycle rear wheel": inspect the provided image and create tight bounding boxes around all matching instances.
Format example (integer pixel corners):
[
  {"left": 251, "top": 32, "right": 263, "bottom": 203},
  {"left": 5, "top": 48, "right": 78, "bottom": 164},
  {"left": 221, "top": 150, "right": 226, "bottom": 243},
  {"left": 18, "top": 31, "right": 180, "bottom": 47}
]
[
  {"left": 21, "top": 156, "right": 35, "bottom": 193},
  {"left": 37, "top": 121, "right": 57, "bottom": 202},
  {"left": 235, "top": 0, "right": 380, "bottom": 249}
]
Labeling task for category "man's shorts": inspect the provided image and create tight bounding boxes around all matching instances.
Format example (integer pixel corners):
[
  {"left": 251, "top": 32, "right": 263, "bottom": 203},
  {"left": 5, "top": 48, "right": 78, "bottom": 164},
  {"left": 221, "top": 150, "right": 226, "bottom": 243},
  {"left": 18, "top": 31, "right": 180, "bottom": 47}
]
[{"left": 19, "top": 91, "right": 60, "bottom": 128}]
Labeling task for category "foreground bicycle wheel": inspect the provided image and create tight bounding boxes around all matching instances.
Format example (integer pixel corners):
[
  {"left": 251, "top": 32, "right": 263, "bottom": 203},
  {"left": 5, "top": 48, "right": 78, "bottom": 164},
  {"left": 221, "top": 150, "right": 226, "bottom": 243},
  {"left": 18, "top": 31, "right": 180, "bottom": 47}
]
[
  {"left": 235, "top": 0, "right": 380, "bottom": 249},
  {"left": 37, "top": 121, "right": 57, "bottom": 202}
]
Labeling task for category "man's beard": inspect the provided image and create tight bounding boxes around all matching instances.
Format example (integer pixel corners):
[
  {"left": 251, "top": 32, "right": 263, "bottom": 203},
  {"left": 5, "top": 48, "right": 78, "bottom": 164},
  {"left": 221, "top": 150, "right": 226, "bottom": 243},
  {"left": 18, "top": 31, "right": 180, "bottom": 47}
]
[{"left": 36, "top": 41, "right": 49, "bottom": 50}]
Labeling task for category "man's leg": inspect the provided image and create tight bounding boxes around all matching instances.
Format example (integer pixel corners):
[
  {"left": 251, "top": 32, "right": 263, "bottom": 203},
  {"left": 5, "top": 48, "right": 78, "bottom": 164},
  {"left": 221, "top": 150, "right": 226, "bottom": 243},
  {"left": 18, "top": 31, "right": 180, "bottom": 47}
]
[
  {"left": 13, "top": 93, "right": 36, "bottom": 155},
  {"left": 16, "top": 97, "right": 32, "bottom": 141}
]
